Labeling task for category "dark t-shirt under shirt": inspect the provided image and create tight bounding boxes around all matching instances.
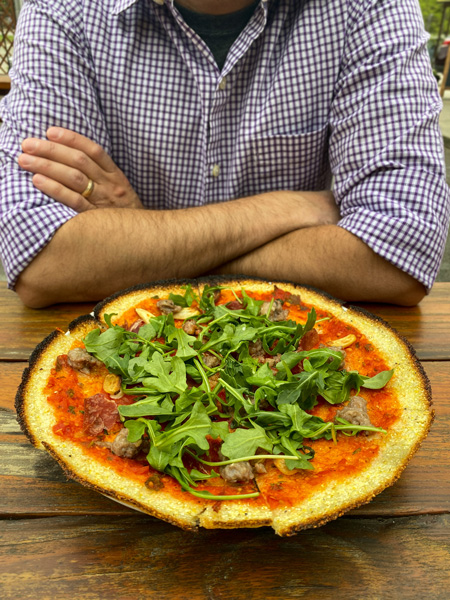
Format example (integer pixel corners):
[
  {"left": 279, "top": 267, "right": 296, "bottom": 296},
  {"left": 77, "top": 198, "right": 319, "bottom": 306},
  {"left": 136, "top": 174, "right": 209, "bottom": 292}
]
[{"left": 174, "top": 1, "right": 259, "bottom": 70}]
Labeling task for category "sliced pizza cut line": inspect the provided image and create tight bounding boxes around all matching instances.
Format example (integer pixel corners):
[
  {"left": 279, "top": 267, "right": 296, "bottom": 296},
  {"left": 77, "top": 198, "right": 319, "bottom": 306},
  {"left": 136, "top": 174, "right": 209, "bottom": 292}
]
[{"left": 15, "top": 278, "right": 433, "bottom": 534}]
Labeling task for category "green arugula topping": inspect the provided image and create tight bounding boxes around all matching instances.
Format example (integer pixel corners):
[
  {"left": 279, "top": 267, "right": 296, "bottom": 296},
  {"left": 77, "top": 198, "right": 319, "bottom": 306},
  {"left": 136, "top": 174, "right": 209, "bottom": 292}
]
[
  {"left": 168, "top": 284, "right": 198, "bottom": 308},
  {"left": 82, "top": 286, "right": 391, "bottom": 501}
]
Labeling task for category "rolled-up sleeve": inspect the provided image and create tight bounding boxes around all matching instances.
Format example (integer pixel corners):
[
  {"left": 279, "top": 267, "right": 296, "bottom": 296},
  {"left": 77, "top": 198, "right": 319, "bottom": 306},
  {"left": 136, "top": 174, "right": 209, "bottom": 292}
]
[
  {"left": 331, "top": 0, "right": 450, "bottom": 291},
  {"left": 0, "top": 0, "right": 110, "bottom": 289}
]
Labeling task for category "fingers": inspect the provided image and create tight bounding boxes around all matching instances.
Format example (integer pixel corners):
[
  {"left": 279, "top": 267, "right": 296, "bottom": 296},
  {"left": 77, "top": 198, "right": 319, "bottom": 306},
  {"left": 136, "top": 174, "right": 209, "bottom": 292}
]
[
  {"left": 30, "top": 173, "right": 93, "bottom": 212},
  {"left": 46, "top": 127, "right": 116, "bottom": 172},
  {"left": 18, "top": 152, "right": 93, "bottom": 198},
  {"left": 18, "top": 128, "right": 144, "bottom": 211},
  {"left": 20, "top": 127, "right": 116, "bottom": 180},
  {"left": 20, "top": 136, "right": 102, "bottom": 184}
]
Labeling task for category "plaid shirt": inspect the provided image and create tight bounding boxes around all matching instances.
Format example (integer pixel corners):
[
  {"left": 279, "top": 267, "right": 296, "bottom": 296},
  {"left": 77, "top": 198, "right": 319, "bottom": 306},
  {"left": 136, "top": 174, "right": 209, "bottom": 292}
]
[{"left": 1, "top": 0, "right": 449, "bottom": 290}]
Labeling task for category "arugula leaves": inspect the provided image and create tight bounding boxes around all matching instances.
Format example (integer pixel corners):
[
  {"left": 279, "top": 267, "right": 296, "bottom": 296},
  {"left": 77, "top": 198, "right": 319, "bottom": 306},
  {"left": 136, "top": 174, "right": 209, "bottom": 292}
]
[
  {"left": 141, "top": 354, "right": 188, "bottom": 394},
  {"left": 221, "top": 423, "right": 273, "bottom": 460},
  {"left": 168, "top": 284, "right": 198, "bottom": 308},
  {"left": 82, "top": 288, "right": 391, "bottom": 502}
]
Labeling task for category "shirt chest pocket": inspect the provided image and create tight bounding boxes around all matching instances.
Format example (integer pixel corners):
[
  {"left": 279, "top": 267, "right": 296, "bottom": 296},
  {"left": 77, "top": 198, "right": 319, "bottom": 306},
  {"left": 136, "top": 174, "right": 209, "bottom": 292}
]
[{"left": 249, "top": 125, "right": 331, "bottom": 193}]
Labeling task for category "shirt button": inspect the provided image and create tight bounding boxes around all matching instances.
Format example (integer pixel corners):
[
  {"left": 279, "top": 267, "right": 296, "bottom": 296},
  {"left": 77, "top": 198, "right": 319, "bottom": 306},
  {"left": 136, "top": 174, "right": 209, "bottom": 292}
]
[
  {"left": 211, "top": 164, "right": 220, "bottom": 177},
  {"left": 218, "top": 77, "right": 227, "bottom": 90}
]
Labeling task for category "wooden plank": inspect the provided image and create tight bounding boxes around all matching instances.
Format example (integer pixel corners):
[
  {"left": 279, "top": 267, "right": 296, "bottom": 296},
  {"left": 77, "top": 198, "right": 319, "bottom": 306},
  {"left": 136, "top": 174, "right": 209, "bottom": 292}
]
[
  {"left": 354, "top": 282, "right": 450, "bottom": 361},
  {"left": 0, "top": 514, "right": 449, "bottom": 600},
  {"left": 441, "top": 37, "right": 450, "bottom": 97},
  {"left": 0, "top": 74, "right": 11, "bottom": 90},
  {"left": 2, "top": 282, "right": 449, "bottom": 361},
  {"left": 0, "top": 360, "right": 23, "bottom": 411},
  {"left": 0, "top": 284, "right": 95, "bottom": 360},
  {"left": 1, "top": 361, "right": 448, "bottom": 518}
]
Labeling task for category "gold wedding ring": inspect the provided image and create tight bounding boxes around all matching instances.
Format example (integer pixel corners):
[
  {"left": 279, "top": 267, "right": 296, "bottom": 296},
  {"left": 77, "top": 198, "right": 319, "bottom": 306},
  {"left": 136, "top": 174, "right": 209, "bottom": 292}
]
[{"left": 81, "top": 178, "right": 95, "bottom": 199}]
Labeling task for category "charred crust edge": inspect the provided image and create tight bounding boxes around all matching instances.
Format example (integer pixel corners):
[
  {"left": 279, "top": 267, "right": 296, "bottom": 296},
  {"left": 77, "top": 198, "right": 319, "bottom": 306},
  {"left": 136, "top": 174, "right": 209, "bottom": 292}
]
[
  {"left": 15, "top": 329, "right": 62, "bottom": 446},
  {"left": 42, "top": 442, "right": 199, "bottom": 532},
  {"left": 67, "top": 313, "right": 102, "bottom": 334},
  {"left": 201, "top": 518, "right": 272, "bottom": 530}
]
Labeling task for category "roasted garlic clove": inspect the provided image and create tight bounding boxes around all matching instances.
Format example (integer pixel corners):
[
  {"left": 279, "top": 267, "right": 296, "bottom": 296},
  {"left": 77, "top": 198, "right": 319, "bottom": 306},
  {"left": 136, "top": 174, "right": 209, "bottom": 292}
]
[
  {"left": 274, "top": 458, "right": 298, "bottom": 476},
  {"left": 328, "top": 334, "right": 357, "bottom": 349},
  {"left": 173, "top": 307, "right": 201, "bottom": 320},
  {"left": 103, "top": 373, "right": 122, "bottom": 395},
  {"left": 135, "top": 307, "right": 156, "bottom": 323}
]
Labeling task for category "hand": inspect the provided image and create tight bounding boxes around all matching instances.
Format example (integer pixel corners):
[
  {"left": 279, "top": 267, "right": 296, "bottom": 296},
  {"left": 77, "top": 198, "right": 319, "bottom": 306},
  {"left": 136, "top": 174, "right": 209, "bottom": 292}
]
[{"left": 18, "top": 127, "right": 144, "bottom": 211}]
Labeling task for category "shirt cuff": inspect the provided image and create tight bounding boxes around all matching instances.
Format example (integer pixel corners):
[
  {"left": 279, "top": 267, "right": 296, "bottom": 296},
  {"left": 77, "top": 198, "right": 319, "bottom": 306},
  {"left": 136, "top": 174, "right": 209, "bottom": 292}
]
[
  {"left": 0, "top": 200, "right": 76, "bottom": 290},
  {"left": 337, "top": 171, "right": 450, "bottom": 292}
]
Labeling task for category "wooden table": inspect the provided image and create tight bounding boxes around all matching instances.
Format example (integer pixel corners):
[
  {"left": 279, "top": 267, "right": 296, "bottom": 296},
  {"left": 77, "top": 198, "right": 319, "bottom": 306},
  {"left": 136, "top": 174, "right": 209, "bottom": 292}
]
[
  {"left": 0, "top": 75, "right": 11, "bottom": 90},
  {"left": 1, "top": 282, "right": 449, "bottom": 599}
]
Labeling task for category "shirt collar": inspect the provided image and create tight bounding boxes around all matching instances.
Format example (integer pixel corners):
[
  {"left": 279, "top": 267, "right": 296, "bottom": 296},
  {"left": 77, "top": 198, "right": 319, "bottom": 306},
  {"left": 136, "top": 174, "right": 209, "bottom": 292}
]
[
  {"left": 112, "top": 0, "right": 268, "bottom": 16},
  {"left": 112, "top": 0, "right": 140, "bottom": 15}
]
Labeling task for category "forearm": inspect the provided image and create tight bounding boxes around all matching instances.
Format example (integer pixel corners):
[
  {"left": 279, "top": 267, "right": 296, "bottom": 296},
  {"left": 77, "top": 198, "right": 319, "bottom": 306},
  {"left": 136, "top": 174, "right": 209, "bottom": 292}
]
[
  {"left": 215, "top": 225, "right": 426, "bottom": 306},
  {"left": 16, "top": 190, "right": 338, "bottom": 307}
]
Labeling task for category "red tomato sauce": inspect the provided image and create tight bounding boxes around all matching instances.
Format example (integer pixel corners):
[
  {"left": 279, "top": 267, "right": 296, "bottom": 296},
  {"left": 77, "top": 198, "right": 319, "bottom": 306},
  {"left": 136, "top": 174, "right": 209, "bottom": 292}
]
[
  {"left": 115, "top": 297, "right": 161, "bottom": 329},
  {"left": 115, "top": 296, "right": 200, "bottom": 330},
  {"left": 257, "top": 436, "right": 381, "bottom": 510}
]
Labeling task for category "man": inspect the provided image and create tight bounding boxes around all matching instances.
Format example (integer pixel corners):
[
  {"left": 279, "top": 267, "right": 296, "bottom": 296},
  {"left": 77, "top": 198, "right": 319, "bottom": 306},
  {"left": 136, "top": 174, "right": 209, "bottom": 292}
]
[{"left": 0, "top": 0, "right": 448, "bottom": 307}]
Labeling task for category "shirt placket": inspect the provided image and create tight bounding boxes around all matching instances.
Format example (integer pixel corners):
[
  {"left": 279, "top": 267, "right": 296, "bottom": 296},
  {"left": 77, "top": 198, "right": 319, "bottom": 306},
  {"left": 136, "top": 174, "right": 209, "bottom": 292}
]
[{"left": 150, "top": 0, "right": 268, "bottom": 203}]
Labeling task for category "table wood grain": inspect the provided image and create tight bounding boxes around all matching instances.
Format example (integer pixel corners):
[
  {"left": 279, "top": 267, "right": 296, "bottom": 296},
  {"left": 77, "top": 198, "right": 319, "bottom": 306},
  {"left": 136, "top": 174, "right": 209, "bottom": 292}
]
[
  {"left": 356, "top": 283, "right": 450, "bottom": 360},
  {"left": 1, "top": 514, "right": 449, "bottom": 600},
  {"left": 1, "top": 281, "right": 449, "bottom": 599},
  {"left": 0, "top": 285, "right": 95, "bottom": 360}
]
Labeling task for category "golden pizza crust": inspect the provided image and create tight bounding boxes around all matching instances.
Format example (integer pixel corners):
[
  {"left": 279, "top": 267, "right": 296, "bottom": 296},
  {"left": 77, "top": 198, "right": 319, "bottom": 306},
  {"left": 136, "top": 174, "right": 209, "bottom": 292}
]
[{"left": 16, "top": 277, "right": 433, "bottom": 534}]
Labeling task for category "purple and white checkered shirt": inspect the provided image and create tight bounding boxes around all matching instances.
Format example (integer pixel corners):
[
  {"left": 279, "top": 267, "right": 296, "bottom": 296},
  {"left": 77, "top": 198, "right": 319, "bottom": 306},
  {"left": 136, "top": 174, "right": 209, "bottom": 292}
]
[{"left": 1, "top": 0, "right": 449, "bottom": 290}]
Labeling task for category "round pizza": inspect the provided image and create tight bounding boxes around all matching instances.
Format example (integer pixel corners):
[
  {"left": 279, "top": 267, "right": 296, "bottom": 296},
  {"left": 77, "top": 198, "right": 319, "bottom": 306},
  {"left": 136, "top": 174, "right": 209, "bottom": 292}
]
[{"left": 15, "top": 277, "right": 432, "bottom": 535}]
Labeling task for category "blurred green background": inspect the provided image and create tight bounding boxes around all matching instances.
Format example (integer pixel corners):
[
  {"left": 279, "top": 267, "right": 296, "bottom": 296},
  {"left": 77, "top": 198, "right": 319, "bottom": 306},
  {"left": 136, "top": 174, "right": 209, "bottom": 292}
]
[{"left": 421, "top": 0, "right": 442, "bottom": 35}]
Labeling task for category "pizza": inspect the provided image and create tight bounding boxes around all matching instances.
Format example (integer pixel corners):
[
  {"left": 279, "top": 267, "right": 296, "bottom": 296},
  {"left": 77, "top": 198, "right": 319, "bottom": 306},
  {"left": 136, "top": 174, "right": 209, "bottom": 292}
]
[{"left": 15, "top": 277, "right": 432, "bottom": 535}]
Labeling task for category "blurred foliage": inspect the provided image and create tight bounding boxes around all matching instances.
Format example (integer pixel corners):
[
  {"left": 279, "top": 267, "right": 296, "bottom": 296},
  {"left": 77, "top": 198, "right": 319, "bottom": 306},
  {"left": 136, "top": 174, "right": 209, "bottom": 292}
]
[{"left": 420, "top": 0, "right": 443, "bottom": 36}]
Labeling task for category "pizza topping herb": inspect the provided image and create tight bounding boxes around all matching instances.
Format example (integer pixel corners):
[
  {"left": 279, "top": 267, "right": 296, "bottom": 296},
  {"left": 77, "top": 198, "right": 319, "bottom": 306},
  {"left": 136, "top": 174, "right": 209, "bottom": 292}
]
[{"left": 73, "top": 285, "right": 394, "bottom": 501}]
